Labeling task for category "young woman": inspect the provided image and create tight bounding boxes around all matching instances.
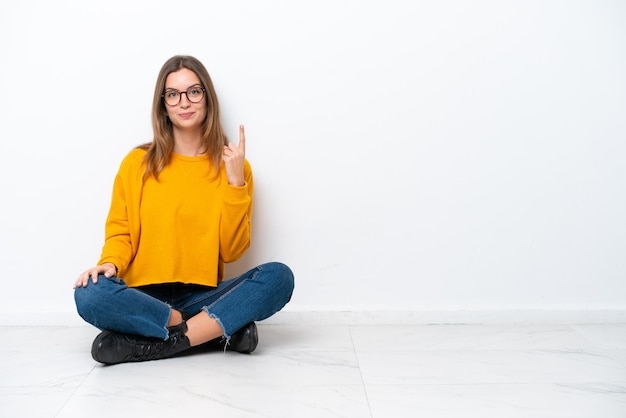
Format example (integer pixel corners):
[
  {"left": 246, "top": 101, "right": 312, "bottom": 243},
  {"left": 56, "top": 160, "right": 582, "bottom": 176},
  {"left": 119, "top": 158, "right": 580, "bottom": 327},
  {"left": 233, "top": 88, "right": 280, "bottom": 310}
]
[{"left": 73, "top": 55, "right": 294, "bottom": 365}]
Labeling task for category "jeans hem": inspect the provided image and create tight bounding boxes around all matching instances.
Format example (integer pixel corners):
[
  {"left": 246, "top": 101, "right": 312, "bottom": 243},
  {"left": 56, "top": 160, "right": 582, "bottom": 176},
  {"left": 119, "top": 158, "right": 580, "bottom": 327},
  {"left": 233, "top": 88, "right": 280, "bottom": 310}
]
[{"left": 203, "top": 309, "right": 229, "bottom": 340}]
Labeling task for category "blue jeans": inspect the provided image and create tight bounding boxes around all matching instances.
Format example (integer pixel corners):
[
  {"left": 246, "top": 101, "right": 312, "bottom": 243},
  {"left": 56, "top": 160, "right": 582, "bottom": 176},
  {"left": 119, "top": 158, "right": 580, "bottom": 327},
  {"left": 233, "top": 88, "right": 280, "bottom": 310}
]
[{"left": 74, "top": 262, "right": 294, "bottom": 341}]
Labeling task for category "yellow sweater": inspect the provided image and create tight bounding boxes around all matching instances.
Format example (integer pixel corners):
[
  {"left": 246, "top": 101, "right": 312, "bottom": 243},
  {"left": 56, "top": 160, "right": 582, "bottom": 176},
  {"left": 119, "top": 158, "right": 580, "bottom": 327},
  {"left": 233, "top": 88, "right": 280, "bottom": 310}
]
[{"left": 97, "top": 148, "right": 253, "bottom": 287}]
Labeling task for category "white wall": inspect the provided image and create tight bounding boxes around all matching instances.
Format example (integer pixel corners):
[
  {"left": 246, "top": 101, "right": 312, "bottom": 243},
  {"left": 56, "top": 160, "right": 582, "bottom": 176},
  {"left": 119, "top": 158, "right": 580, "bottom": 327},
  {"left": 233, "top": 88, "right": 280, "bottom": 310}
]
[{"left": 0, "top": 0, "right": 625, "bottom": 323}]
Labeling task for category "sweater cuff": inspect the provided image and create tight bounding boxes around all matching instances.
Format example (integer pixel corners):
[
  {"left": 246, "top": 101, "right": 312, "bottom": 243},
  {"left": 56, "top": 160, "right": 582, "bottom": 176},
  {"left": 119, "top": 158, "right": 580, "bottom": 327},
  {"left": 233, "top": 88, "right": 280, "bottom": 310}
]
[{"left": 225, "top": 182, "right": 250, "bottom": 202}]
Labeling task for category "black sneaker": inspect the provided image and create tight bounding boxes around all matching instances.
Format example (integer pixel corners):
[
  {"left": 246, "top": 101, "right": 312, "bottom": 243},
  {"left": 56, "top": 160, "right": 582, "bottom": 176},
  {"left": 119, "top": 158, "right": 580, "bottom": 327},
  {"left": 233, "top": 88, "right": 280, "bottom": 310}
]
[
  {"left": 227, "top": 322, "right": 258, "bottom": 354},
  {"left": 192, "top": 322, "right": 259, "bottom": 354},
  {"left": 91, "top": 322, "right": 191, "bottom": 365}
]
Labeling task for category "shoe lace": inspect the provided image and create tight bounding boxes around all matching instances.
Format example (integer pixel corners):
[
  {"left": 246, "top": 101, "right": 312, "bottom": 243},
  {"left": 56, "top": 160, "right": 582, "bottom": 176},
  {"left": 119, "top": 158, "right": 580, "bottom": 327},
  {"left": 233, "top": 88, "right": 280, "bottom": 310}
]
[{"left": 127, "top": 334, "right": 183, "bottom": 361}]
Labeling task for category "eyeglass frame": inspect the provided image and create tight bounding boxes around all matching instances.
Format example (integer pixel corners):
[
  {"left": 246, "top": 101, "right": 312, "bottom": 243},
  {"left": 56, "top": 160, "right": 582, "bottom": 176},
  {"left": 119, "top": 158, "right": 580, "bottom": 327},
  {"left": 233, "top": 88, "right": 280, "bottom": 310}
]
[{"left": 161, "top": 84, "right": 206, "bottom": 106}]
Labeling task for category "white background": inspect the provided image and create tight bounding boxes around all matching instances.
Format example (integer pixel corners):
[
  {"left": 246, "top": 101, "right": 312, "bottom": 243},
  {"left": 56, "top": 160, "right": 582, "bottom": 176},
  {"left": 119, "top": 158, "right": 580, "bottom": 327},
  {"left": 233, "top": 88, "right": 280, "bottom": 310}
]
[{"left": 0, "top": 0, "right": 625, "bottom": 323}]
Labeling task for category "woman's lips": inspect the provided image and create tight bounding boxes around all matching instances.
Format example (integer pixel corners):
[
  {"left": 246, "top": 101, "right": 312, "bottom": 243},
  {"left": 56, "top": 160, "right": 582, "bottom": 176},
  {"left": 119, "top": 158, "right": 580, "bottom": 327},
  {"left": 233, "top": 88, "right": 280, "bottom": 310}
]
[{"left": 179, "top": 112, "right": 194, "bottom": 119}]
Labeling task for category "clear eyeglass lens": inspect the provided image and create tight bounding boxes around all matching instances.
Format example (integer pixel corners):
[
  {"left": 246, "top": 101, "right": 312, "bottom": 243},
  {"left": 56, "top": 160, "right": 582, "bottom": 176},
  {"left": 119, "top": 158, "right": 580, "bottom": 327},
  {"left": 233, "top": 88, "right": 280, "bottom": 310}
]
[
  {"left": 164, "top": 91, "right": 180, "bottom": 105},
  {"left": 187, "top": 87, "right": 204, "bottom": 102}
]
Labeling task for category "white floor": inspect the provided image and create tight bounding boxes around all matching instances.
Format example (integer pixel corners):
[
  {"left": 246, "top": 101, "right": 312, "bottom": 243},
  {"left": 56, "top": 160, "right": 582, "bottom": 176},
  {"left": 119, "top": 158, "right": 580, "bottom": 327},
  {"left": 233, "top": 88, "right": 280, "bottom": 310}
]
[{"left": 1, "top": 323, "right": 626, "bottom": 417}]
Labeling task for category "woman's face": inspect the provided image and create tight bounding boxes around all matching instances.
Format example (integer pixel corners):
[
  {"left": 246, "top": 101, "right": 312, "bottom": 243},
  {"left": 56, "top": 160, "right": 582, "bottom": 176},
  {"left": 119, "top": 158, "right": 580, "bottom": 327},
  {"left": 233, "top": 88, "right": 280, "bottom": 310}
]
[{"left": 163, "top": 68, "right": 207, "bottom": 132}]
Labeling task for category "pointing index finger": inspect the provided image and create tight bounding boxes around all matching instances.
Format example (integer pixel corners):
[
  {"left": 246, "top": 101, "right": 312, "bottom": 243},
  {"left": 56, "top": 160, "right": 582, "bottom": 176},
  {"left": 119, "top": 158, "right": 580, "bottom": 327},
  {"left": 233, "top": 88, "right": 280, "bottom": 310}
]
[{"left": 239, "top": 124, "right": 246, "bottom": 153}]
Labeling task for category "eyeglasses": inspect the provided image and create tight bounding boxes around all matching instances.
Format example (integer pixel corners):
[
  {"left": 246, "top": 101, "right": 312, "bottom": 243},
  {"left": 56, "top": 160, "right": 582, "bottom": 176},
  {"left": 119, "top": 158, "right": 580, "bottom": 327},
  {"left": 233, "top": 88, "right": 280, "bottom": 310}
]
[{"left": 162, "top": 84, "right": 206, "bottom": 106}]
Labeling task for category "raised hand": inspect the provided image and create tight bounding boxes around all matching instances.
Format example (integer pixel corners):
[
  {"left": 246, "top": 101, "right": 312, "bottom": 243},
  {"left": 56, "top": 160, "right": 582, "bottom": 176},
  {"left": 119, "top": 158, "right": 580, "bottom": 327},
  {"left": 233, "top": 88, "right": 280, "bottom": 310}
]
[{"left": 223, "top": 124, "right": 246, "bottom": 186}]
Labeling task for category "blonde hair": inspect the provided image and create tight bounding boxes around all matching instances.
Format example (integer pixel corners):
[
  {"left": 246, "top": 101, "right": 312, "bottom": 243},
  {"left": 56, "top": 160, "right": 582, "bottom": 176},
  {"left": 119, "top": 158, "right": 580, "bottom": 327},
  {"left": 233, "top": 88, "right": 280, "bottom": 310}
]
[{"left": 139, "top": 55, "right": 228, "bottom": 180}]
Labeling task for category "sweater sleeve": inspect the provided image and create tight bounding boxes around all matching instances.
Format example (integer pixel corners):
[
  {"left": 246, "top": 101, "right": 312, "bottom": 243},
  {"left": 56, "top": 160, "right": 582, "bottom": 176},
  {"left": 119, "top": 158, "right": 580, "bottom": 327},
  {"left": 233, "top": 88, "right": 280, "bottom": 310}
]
[
  {"left": 219, "top": 159, "right": 254, "bottom": 263},
  {"left": 97, "top": 153, "right": 140, "bottom": 276}
]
